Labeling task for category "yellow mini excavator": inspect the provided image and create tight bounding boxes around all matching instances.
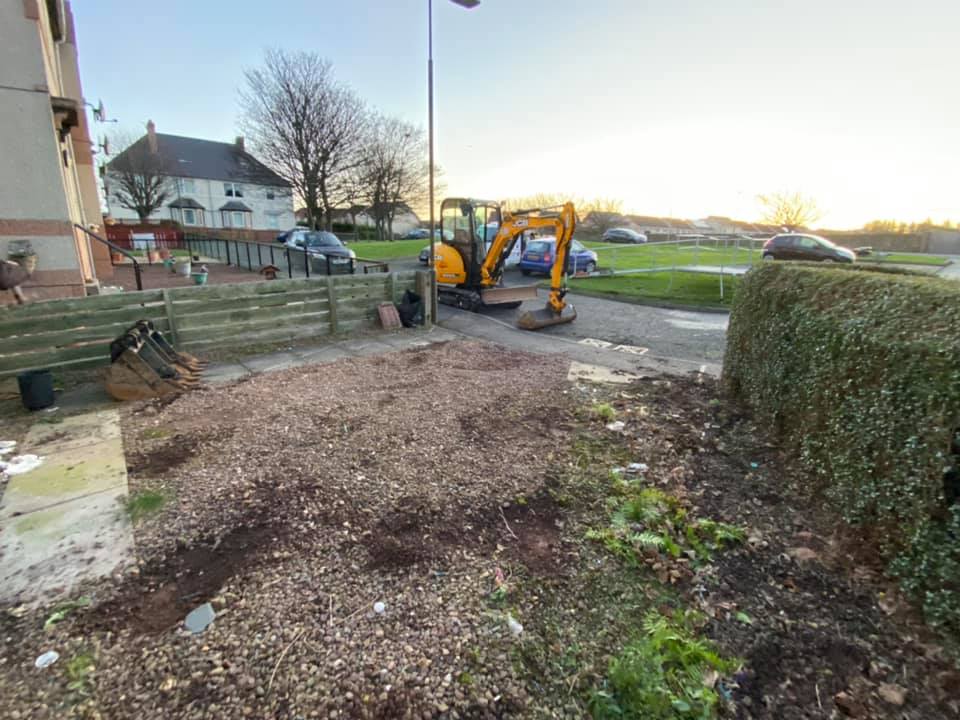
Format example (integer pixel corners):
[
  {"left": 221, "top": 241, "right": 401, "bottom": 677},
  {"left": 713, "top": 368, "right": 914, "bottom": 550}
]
[{"left": 432, "top": 197, "right": 577, "bottom": 330}]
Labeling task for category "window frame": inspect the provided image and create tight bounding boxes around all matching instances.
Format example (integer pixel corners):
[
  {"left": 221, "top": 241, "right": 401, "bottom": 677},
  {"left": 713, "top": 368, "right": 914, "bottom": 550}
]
[{"left": 223, "top": 182, "right": 244, "bottom": 198}]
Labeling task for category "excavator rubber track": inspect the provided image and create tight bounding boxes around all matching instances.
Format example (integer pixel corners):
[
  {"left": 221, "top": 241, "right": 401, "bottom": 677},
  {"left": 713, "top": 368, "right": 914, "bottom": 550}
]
[{"left": 517, "top": 303, "right": 577, "bottom": 330}]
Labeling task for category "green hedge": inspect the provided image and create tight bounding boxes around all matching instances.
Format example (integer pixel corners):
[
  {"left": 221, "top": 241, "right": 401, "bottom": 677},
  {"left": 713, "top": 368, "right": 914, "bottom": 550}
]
[{"left": 724, "top": 263, "right": 960, "bottom": 644}]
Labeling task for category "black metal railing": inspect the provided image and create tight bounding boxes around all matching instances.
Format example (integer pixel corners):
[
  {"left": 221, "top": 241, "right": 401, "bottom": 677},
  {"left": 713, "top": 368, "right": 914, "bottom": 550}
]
[
  {"left": 182, "top": 234, "right": 388, "bottom": 279},
  {"left": 75, "top": 223, "right": 143, "bottom": 290}
]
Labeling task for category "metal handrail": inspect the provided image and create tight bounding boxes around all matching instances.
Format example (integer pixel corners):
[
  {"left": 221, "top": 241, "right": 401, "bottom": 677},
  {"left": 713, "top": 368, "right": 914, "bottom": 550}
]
[{"left": 74, "top": 223, "right": 143, "bottom": 290}]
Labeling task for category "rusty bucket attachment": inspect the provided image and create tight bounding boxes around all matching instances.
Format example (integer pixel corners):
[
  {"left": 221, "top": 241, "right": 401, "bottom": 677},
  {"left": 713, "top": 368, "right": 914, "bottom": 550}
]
[
  {"left": 517, "top": 303, "right": 577, "bottom": 330},
  {"left": 104, "top": 322, "right": 203, "bottom": 401}
]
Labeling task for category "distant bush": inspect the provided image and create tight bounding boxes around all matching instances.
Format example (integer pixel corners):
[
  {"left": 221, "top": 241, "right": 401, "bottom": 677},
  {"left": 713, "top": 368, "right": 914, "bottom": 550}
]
[{"left": 724, "top": 264, "right": 960, "bottom": 644}]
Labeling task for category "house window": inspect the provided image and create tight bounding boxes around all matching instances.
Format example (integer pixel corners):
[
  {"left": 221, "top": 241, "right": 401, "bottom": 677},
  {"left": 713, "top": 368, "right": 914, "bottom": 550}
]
[
  {"left": 224, "top": 182, "right": 243, "bottom": 198},
  {"left": 266, "top": 189, "right": 275, "bottom": 200},
  {"left": 266, "top": 214, "right": 279, "bottom": 229},
  {"left": 179, "top": 178, "right": 195, "bottom": 193},
  {"left": 230, "top": 211, "right": 247, "bottom": 228},
  {"left": 183, "top": 209, "right": 196, "bottom": 225}
]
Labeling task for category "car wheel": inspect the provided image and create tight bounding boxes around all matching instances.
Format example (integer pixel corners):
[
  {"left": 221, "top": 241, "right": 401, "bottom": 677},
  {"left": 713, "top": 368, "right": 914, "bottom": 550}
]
[
  {"left": 822, "top": 258, "right": 835, "bottom": 264},
  {"left": 521, "top": 269, "right": 531, "bottom": 276},
  {"left": 584, "top": 261, "right": 596, "bottom": 274},
  {"left": 762, "top": 253, "right": 775, "bottom": 261}
]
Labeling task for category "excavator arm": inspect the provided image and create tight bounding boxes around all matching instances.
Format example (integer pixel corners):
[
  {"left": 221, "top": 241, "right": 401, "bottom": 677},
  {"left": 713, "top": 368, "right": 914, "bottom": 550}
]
[{"left": 480, "top": 202, "right": 578, "bottom": 329}]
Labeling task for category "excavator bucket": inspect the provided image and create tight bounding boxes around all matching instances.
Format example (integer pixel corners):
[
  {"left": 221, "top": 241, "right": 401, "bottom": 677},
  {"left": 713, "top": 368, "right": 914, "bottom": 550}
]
[
  {"left": 104, "top": 322, "right": 203, "bottom": 401},
  {"left": 517, "top": 303, "right": 577, "bottom": 330}
]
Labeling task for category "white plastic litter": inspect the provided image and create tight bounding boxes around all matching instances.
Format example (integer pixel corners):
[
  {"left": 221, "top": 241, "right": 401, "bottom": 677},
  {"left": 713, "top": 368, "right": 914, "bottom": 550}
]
[
  {"left": 626, "top": 463, "right": 649, "bottom": 474},
  {"left": 0, "top": 441, "right": 16, "bottom": 455},
  {"left": 605, "top": 421, "right": 625, "bottom": 432},
  {"left": 373, "top": 601, "right": 386, "bottom": 614},
  {"left": 507, "top": 615, "right": 523, "bottom": 637},
  {"left": 0, "top": 454, "right": 43, "bottom": 476},
  {"left": 35, "top": 650, "right": 59, "bottom": 668}
]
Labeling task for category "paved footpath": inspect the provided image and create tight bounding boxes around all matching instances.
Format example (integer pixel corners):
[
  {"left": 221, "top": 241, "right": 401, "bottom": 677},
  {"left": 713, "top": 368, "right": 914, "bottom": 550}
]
[{"left": 0, "top": 409, "right": 133, "bottom": 606}]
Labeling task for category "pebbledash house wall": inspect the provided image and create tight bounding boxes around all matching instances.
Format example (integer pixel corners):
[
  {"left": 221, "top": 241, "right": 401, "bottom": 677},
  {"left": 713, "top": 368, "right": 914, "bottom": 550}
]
[
  {"left": 0, "top": 0, "right": 106, "bottom": 304},
  {"left": 107, "top": 176, "right": 296, "bottom": 232}
]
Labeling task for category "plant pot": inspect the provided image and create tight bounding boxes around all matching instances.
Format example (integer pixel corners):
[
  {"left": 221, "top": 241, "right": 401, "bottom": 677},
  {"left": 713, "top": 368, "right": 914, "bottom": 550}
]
[
  {"left": 147, "top": 250, "right": 161, "bottom": 263},
  {"left": 111, "top": 252, "right": 124, "bottom": 264},
  {"left": 163, "top": 257, "right": 176, "bottom": 273},
  {"left": 17, "top": 369, "right": 55, "bottom": 411},
  {"left": 174, "top": 260, "right": 192, "bottom": 277},
  {"left": 158, "top": 248, "right": 171, "bottom": 260},
  {"left": 191, "top": 272, "right": 208, "bottom": 286}
]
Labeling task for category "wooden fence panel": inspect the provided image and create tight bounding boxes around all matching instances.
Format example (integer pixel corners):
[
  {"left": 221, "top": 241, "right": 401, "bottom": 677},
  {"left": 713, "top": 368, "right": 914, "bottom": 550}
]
[{"left": 0, "top": 272, "right": 427, "bottom": 376}]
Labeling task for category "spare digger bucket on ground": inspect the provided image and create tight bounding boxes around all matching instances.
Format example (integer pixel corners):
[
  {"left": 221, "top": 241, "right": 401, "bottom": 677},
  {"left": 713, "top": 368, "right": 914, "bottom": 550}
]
[
  {"left": 517, "top": 303, "right": 577, "bottom": 330},
  {"left": 104, "top": 321, "right": 203, "bottom": 401},
  {"left": 480, "top": 284, "right": 540, "bottom": 305}
]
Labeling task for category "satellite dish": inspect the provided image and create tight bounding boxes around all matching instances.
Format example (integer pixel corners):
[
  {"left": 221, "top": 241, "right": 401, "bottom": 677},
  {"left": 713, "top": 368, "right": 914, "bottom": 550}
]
[{"left": 94, "top": 100, "right": 105, "bottom": 122}]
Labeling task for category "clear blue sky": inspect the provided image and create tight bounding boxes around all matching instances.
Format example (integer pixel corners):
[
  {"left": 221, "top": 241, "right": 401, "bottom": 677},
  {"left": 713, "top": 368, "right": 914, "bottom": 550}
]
[{"left": 75, "top": 0, "right": 960, "bottom": 227}]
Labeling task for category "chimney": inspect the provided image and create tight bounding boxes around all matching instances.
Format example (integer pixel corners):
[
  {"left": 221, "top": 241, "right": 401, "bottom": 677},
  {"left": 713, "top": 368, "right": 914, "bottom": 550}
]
[
  {"left": 146, "top": 120, "right": 157, "bottom": 153},
  {"left": 235, "top": 136, "right": 245, "bottom": 152}
]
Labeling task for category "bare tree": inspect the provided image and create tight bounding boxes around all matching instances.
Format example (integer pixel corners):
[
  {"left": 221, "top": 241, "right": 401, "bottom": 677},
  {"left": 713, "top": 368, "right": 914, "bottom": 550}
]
[
  {"left": 239, "top": 49, "right": 366, "bottom": 230},
  {"left": 106, "top": 129, "right": 173, "bottom": 222},
  {"left": 357, "top": 115, "right": 430, "bottom": 241},
  {"left": 757, "top": 191, "right": 822, "bottom": 230}
]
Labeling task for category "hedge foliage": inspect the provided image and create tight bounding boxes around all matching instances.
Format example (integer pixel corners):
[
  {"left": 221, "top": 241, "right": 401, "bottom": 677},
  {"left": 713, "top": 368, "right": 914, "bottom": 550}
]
[{"left": 724, "top": 263, "right": 960, "bottom": 644}]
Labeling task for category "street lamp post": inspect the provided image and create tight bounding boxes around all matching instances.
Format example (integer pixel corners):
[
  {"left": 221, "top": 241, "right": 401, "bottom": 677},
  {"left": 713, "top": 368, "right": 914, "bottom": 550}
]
[{"left": 428, "top": 0, "right": 479, "bottom": 321}]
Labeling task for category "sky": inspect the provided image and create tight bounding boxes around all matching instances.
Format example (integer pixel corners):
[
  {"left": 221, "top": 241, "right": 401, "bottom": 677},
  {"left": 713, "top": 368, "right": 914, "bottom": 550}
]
[{"left": 74, "top": 0, "right": 960, "bottom": 229}]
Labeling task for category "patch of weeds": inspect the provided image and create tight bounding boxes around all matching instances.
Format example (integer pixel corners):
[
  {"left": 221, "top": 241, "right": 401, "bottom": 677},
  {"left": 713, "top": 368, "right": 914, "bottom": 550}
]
[
  {"left": 124, "top": 489, "right": 168, "bottom": 523},
  {"left": 38, "top": 416, "right": 63, "bottom": 425},
  {"left": 586, "top": 485, "right": 744, "bottom": 568},
  {"left": 43, "top": 596, "right": 91, "bottom": 631},
  {"left": 591, "top": 402, "right": 617, "bottom": 423},
  {"left": 65, "top": 651, "right": 95, "bottom": 695},
  {"left": 457, "top": 671, "right": 474, "bottom": 686},
  {"left": 140, "top": 427, "right": 171, "bottom": 440},
  {"left": 589, "top": 611, "right": 737, "bottom": 719}
]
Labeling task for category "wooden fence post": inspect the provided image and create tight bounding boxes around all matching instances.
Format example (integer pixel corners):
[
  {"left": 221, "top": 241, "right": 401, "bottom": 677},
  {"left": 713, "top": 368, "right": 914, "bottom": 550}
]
[
  {"left": 163, "top": 289, "right": 180, "bottom": 347},
  {"left": 327, "top": 275, "right": 339, "bottom": 334}
]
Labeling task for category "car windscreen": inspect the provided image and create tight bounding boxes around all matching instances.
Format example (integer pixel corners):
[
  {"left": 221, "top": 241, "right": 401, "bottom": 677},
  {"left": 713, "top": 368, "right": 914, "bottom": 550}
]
[
  {"left": 526, "top": 240, "right": 553, "bottom": 254},
  {"left": 813, "top": 236, "right": 836, "bottom": 249},
  {"left": 305, "top": 232, "right": 342, "bottom": 248}
]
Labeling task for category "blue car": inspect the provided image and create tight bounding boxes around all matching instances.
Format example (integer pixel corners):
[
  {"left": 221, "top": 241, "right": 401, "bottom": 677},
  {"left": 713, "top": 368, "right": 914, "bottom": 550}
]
[{"left": 519, "top": 238, "right": 597, "bottom": 276}]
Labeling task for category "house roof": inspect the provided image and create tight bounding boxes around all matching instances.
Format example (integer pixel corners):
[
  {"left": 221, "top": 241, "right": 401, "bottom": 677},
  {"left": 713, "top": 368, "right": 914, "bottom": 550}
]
[
  {"left": 219, "top": 201, "right": 253, "bottom": 212},
  {"left": 168, "top": 198, "right": 205, "bottom": 209},
  {"left": 109, "top": 133, "right": 290, "bottom": 187}
]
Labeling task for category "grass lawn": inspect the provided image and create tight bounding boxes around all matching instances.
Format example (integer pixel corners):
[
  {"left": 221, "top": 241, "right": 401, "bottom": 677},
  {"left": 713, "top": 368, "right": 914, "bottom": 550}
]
[
  {"left": 858, "top": 252, "right": 951, "bottom": 266},
  {"left": 568, "top": 270, "right": 739, "bottom": 309},
  {"left": 347, "top": 238, "right": 427, "bottom": 260},
  {"left": 582, "top": 240, "right": 760, "bottom": 273}
]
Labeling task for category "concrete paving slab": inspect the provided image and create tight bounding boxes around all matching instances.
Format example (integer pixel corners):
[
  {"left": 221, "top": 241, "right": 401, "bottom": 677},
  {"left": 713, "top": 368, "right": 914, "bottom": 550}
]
[
  {"left": 0, "top": 443, "right": 126, "bottom": 517},
  {"left": 0, "top": 408, "right": 133, "bottom": 606},
  {"left": 203, "top": 363, "right": 251, "bottom": 386},
  {"left": 337, "top": 338, "right": 394, "bottom": 357},
  {"left": 567, "top": 361, "right": 644, "bottom": 384},
  {"left": 27, "top": 409, "right": 121, "bottom": 453},
  {"left": 0, "top": 488, "right": 132, "bottom": 605},
  {"left": 293, "top": 344, "right": 353, "bottom": 365},
  {"left": 240, "top": 351, "right": 300, "bottom": 374}
]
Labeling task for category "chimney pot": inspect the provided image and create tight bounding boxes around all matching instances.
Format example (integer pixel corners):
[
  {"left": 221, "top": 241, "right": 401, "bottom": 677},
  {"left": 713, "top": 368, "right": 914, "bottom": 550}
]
[
  {"left": 235, "top": 136, "right": 245, "bottom": 152},
  {"left": 146, "top": 120, "right": 158, "bottom": 153}
]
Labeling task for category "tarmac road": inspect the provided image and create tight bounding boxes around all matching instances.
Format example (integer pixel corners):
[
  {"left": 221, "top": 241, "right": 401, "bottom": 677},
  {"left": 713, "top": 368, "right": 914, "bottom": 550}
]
[{"left": 392, "top": 257, "right": 728, "bottom": 373}]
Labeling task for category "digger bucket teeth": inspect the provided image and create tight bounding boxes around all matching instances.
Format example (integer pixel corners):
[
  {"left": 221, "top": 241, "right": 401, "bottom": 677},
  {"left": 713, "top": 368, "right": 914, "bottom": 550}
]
[
  {"left": 516, "top": 304, "right": 577, "bottom": 330},
  {"left": 104, "top": 321, "right": 205, "bottom": 400}
]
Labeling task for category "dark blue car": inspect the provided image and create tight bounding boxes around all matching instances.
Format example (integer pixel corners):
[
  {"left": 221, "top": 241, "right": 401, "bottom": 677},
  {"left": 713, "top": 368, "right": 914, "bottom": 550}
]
[{"left": 519, "top": 238, "right": 598, "bottom": 276}]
